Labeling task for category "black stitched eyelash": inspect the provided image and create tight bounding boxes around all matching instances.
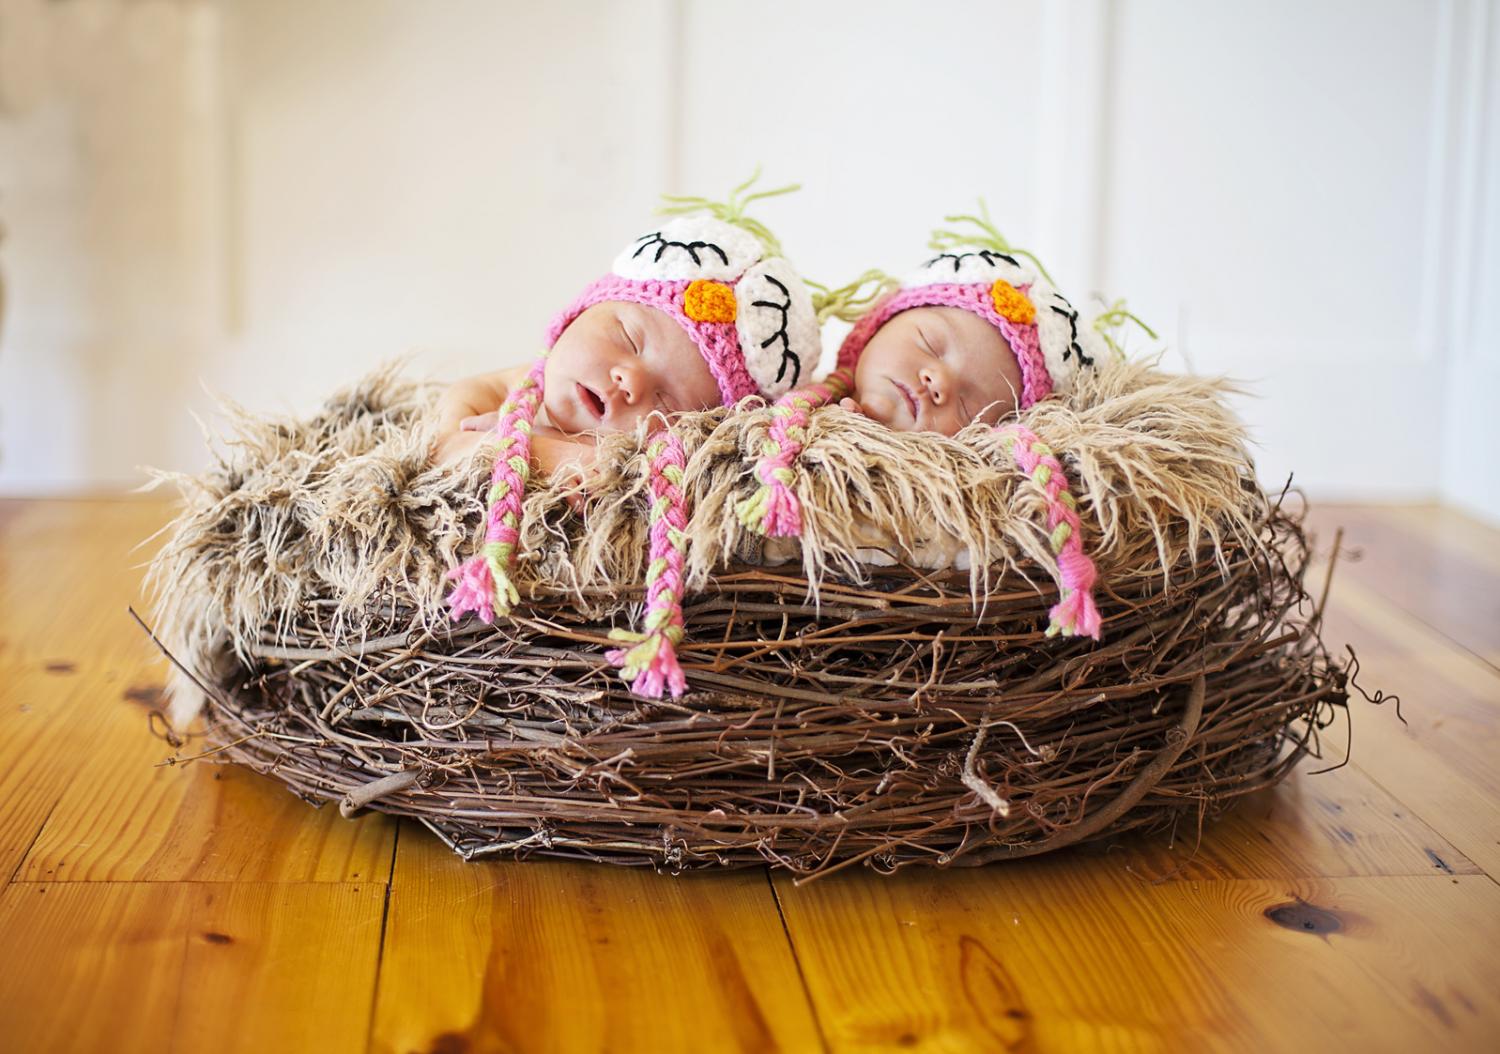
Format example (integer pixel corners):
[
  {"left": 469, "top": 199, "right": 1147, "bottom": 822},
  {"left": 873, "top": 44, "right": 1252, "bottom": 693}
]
[
  {"left": 751, "top": 274, "right": 802, "bottom": 388},
  {"left": 925, "top": 249, "right": 1019, "bottom": 273},
  {"left": 1049, "top": 299, "right": 1094, "bottom": 368},
  {"left": 632, "top": 232, "right": 730, "bottom": 267}
]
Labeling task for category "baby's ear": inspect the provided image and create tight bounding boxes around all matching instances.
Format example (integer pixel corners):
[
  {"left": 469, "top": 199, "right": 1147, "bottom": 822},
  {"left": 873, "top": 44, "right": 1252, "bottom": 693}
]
[{"left": 735, "top": 257, "right": 820, "bottom": 399}]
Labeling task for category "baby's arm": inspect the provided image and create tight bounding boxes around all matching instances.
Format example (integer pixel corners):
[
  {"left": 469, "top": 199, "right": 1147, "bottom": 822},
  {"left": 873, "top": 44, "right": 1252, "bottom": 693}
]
[
  {"left": 532, "top": 427, "right": 597, "bottom": 477},
  {"left": 436, "top": 413, "right": 595, "bottom": 475},
  {"left": 437, "top": 424, "right": 595, "bottom": 515},
  {"left": 431, "top": 366, "right": 597, "bottom": 509},
  {"left": 432, "top": 365, "right": 534, "bottom": 465},
  {"left": 433, "top": 366, "right": 529, "bottom": 436}
]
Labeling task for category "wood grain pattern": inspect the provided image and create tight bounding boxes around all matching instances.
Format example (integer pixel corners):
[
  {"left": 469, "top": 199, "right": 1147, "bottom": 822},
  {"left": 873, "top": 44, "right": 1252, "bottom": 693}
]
[
  {"left": 0, "top": 881, "right": 386, "bottom": 1054},
  {"left": 1, "top": 498, "right": 1497, "bottom": 1052},
  {"left": 1305, "top": 502, "right": 1500, "bottom": 668},
  {"left": 1080, "top": 760, "right": 1479, "bottom": 883},
  {"left": 1316, "top": 576, "right": 1500, "bottom": 876},
  {"left": 0, "top": 499, "right": 175, "bottom": 879},
  {"left": 369, "top": 828, "right": 824, "bottom": 1054},
  {"left": 0, "top": 498, "right": 397, "bottom": 883},
  {"left": 16, "top": 748, "right": 400, "bottom": 884},
  {"left": 773, "top": 871, "right": 1500, "bottom": 1053},
  {"left": 11, "top": 633, "right": 399, "bottom": 883}
]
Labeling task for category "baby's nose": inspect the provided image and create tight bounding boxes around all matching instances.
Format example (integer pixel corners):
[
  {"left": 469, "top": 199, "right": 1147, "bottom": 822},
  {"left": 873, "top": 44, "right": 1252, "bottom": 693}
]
[
  {"left": 610, "top": 364, "right": 640, "bottom": 404},
  {"left": 919, "top": 364, "right": 947, "bottom": 404}
]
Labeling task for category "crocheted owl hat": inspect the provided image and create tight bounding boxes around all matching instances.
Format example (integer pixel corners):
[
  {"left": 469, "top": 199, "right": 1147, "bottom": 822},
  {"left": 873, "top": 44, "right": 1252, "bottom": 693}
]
[
  {"left": 836, "top": 205, "right": 1109, "bottom": 407},
  {"left": 544, "top": 219, "right": 821, "bottom": 405},
  {"left": 446, "top": 176, "right": 821, "bottom": 697}
]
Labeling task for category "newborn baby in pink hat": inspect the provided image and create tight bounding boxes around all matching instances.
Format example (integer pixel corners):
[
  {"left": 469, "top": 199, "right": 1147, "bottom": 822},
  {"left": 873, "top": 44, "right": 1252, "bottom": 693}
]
[
  {"left": 834, "top": 208, "right": 1110, "bottom": 435},
  {"left": 433, "top": 183, "right": 818, "bottom": 473},
  {"left": 735, "top": 209, "right": 1135, "bottom": 644},
  {"left": 738, "top": 207, "right": 1145, "bottom": 551},
  {"left": 438, "top": 181, "right": 822, "bottom": 683}
]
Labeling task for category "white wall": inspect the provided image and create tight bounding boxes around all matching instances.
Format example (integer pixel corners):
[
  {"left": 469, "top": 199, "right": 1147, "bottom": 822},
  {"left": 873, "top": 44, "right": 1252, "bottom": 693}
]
[
  {"left": 1436, "top": 0, "right": 1500, "bottom": 524},
  {"left": 222, "top": 0, "right": 678, "bottom": 406},
  {"left": 0, "top": 0, "right": 224, "bottom": 493},
  {"left": 1103, "top": 0, "right": 1452, "bottom": 499},
  {"left": 1, "top": 0, "right": 1496, "bottom": 521}
]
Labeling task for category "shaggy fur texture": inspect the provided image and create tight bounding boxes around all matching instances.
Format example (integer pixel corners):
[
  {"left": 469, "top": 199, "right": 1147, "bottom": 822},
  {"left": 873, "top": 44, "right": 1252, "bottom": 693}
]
[{"left": 147, "top": 358, "right": 1261, "bottom": 731}]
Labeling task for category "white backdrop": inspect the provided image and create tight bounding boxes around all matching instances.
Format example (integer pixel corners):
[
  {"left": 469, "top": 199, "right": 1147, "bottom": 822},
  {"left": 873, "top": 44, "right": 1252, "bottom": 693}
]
[{"left": 1, "top": 0, "right": 1497, "bottom": 522}]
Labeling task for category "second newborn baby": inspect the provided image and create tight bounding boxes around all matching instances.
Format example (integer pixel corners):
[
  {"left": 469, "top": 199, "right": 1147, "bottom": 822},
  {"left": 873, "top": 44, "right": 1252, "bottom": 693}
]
[{"left": 836, "top": 209, "right": 1110, "bottom": 436}]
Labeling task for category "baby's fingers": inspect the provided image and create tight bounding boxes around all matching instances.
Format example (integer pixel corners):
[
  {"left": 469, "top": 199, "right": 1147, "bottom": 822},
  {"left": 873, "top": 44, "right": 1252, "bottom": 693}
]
[
  {"left": 460, "top": 412, "right": 500, "bottom": 432},
  {"left": 838, "top": 397, "right": 868, "bottom": 417},
  {"left": 558, "top": 467, "right": 589, "bottom": 517}
]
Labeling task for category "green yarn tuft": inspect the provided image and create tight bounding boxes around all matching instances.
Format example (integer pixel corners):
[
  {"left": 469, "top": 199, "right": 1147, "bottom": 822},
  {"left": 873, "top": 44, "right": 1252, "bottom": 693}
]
[
  {"left": 808, "top": 269, "right": 899, "bottom": 323},
  {"left": 1092, "top": 298, "right": 1159, "bottom": 361},
  {"left": 656, "top": 166, "right": 800, "bottom": 258},
  {"left": 928, "top": 198, "right": 1056, "bottom": 284}
]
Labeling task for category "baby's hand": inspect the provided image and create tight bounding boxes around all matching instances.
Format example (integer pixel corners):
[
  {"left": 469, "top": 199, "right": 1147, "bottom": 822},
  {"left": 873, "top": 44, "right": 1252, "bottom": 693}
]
[
  {"left": 551, "top": 463, "right": 589, "bottom": 516},
  {"left": 460, "top": 411, "right": 500, "bottom": 432},
  {"left": 434, "top": 419, "right": 592, "bottom": 516},
  {"left": 433, "top": 428, "right": 492, "bottom": 466},
  {"left": 532, "top": 428, "right": 595, "bottom": 517},
  {"left": 838, "top": 396, "right": 871, "bottom": 418}
]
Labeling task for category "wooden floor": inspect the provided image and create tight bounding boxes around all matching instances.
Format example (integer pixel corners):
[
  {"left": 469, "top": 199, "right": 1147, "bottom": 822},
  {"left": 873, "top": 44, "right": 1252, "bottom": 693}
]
[{"left": 1, "top": 498, "right": 1497, "bottom": 1053}]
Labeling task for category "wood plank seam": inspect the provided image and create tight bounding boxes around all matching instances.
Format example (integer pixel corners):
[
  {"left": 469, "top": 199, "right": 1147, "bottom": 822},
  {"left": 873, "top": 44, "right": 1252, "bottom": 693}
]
[
  {"left": 6, "top": 797, "right": 59, "bottom": 889},
  {"left": 763, "top": 865, "right": 832, "bottom": 1054},
  {"left": 364, "top": 820, "right": 402, "bottom": 1054},
  {"left": 1348, "top": 586, "right": 1500, "bottom": 678},
  {"left": 1347, "top": 758, "right": 1500, "bottom": 889}
]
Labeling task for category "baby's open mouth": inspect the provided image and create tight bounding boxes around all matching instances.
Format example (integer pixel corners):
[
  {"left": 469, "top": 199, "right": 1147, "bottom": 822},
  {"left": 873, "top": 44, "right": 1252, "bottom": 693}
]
[
  {"left": 577, "top": 382, "right": 606, "bottom": 421},
  {"left": 891, "top": 378, "right": 920, "bottom": 423}
]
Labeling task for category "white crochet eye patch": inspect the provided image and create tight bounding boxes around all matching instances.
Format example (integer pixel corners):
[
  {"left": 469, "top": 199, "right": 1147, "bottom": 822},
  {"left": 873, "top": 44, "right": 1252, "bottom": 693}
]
[
  {"left": 612, "top": 215, "right": 764, "bottom": 282},
  {"left": 1032, "top": 284, "right": 1105, "bottom": 391},
  {"left": 735, "top": 257, "right": 819, "bottom": 399},
  {"left": 906, "top": 248, "right": 1035, "bottom": 288}
]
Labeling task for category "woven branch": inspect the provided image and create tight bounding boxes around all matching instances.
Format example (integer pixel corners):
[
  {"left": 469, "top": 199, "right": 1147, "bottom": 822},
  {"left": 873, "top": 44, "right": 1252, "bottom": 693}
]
[{"left": 167, "top": 503, "right": 1342, "bottom": 878}]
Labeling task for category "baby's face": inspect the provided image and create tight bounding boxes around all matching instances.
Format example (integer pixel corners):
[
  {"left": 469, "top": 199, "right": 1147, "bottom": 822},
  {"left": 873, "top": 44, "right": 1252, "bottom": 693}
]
[
  {"left": 851, "top": 306, "right": 1024, "bottom": 435},
  {"left": 545, "top": 302, "right": 721, "bottom": 434}
]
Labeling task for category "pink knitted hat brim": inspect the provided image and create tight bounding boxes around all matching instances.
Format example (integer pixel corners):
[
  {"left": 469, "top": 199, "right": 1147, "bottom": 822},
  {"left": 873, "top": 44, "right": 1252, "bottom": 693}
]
[
  {"left": 836, "top": 283, "right": 1054, "bottom": 409},
  {"left": 546, "top": 274, "right": 758, "bottom": 407}
]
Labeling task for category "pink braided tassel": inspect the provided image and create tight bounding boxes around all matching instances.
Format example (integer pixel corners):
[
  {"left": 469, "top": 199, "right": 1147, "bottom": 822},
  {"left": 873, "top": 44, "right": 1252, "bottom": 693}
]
[
  {"left": 607, "top": 427, "right": 690, "bottom": 699},
  {"left": 998, "top": 424, "right": 1103, "bottom": 640},
  {"left": 737, "top": 367, "right": 854, "bottom": 538},
  {"left": 445, "top": 356, "right": 548, "bottom": 623}
]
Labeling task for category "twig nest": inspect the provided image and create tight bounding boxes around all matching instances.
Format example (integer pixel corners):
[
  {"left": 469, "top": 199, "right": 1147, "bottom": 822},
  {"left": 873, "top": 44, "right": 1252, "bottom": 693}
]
[{"left": 145, "top": 360, "right": 1347, "bottom": 875}]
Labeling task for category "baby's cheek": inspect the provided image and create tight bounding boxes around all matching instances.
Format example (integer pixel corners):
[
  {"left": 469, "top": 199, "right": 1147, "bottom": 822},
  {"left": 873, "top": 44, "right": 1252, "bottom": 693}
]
[{"left": 550, "top": 326, "right": 615, "bottom": 388}]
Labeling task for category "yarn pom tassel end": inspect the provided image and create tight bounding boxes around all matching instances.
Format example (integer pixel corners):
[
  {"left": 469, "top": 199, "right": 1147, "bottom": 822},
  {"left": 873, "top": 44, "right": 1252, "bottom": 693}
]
[
  {"left": 606, "top": 628, "right": 687, "bottom": 700},
  {"left": 736, "top": 479, "right": 803, "bottom": 539},
  {"left": 444, "top": 550, "right": 519, "bottom": 624},
  {"left": 1046, "top": 589, "right": 1102, "bottom": 640}
]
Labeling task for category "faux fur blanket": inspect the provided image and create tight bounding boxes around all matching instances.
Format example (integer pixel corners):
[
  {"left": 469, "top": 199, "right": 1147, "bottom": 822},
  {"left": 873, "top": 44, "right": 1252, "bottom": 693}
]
[{"left": 147, "top": 359, "right": 1262, "bottom": 730}]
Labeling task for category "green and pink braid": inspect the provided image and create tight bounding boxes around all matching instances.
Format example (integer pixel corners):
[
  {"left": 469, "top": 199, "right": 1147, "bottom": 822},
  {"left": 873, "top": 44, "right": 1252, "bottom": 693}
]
[
  {"left": 605, "top": 424, "right": 690, "bottom": 698},
  {"left": 445, "top": 356, "right": 548, "bottom": 622},
  {"left": 998, "top": 423, "right": 1102, "bottom": 639},
  {"left": 736, "top": 271, "right": 896, "bottom": 537}
]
